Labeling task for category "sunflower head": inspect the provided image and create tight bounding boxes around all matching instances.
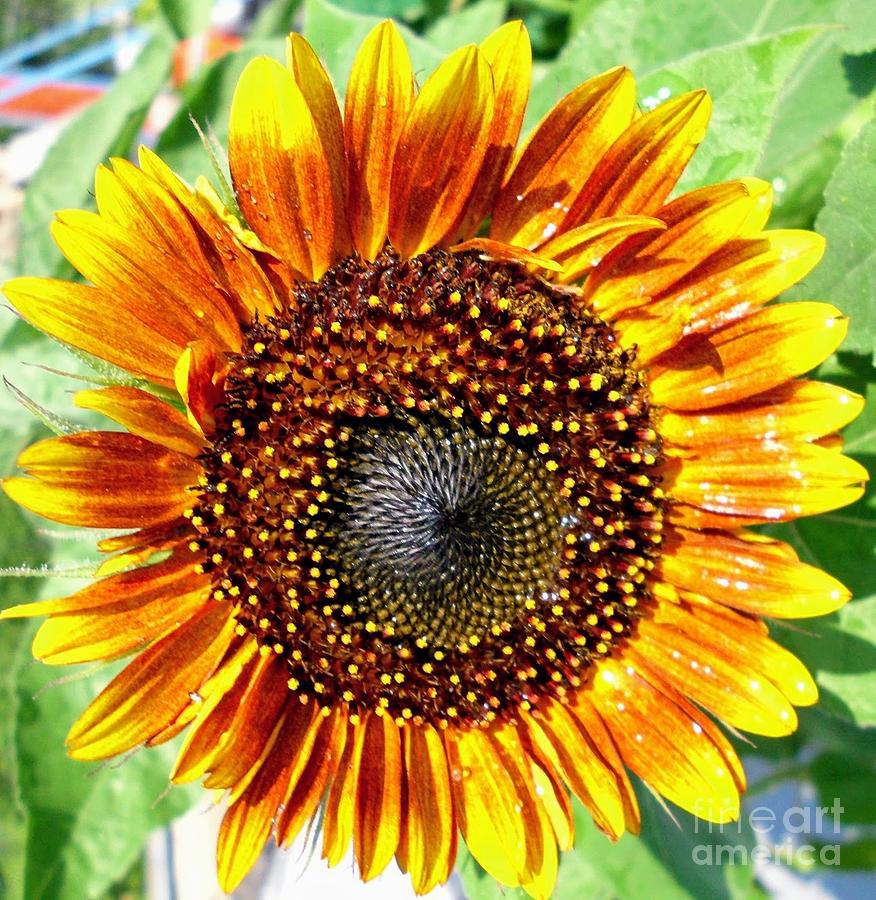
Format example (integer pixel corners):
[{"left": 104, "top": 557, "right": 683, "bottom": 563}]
[{"left": 1, "top": 18, "right": 866, "bottom": 899}]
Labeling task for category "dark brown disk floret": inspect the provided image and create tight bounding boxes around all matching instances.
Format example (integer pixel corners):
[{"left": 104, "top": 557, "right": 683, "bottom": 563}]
[{"left": 188, "top": 247, "right": 665, "bottom": 728}]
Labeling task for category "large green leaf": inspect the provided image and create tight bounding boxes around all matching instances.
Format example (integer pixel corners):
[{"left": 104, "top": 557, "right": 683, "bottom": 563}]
[
  {"left": 15, "top": 28, "right": 176, "bottom": 280},
  {"left": 547, "top": 0, "right": 875, "bottom": 226},
  {"left": 636, "top": 28, "right": 821, "bottom": 193},
  {"left": 787, "top": 117, "right": 876, "bottom": 358},
  {"left": 531, "top": 24, "right": 819, "bottom": 196}
]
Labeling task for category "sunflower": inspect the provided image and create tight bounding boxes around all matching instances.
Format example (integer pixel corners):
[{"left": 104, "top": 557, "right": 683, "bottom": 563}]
[{"left": 1, "top": 19, "right": 867, "bottom": 899}]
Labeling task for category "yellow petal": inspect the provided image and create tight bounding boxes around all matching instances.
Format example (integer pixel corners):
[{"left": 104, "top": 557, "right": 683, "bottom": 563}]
[
  {"left": 649, "top": 302, "right": 849, "bottom": 410},
  {"left": 229, "top": 56, "right": 336, "bottom": 281}
]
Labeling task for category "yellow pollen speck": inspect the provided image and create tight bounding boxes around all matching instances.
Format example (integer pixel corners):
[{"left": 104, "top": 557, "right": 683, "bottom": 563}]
[{"left": 287, "top": 678, "right": 299, "bottom": 690}]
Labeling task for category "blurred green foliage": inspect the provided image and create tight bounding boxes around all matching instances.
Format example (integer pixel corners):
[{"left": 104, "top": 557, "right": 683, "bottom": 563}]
[{"left": 1, "top": 0, "right": 874, "bottom": 898}]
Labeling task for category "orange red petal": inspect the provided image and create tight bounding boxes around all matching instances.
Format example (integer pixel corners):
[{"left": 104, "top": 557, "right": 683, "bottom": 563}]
[
  {"left": 287, "top": 33, "right": 351, "bottom": 260},
  {"left": 451, "top": 21, "right": 532, "bottom": 241},
  {"left": 74, "top": 386, "right": 204, "bottom": 457},
  {"left": 388, "top": 46, "right": 494, "bottom": 258},
  {"left": 562, "top": 90, "right": 711, "bottom": 228},
  {"left": 344, "top": 20, "right": 415, "bottom": 260},
  {"left": 4, "top": 277, "right": 186, "bottom": 388},
  {"left": 51, "top": 209, "right": 241, "bottom": 354},
  {"left": 491, "top": 66, "right": 635, "bottom": 250},
  {"left": 66, "top": 600, "right": 232, "bottom": 760},
  {"left": 354, "top": 713, "right": 402, "bottom": 880},
  {"left": 4, "top": 432, "right": 199, "bottom": 528},
  {"left": 588, "top": 656, "right": 743, "bottom": 822},
  {"left": 669, "top": 442, "right": 867, "bottom": 521},
  {"left": 660, "top": 380, "right": 864, "bottom": 449},
  {"left": 398, "top": 723, "right": 456, "bottom": 895}
]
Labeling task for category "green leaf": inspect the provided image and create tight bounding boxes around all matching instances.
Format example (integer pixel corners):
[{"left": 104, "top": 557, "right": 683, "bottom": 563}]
[
  {"left": 809, "top": 751, "right": 876, "bottom": 824},
  {"left": 837, "top": 0, "right": 876, "bottom": 53},
  {"left": 249, "top": 0, "right": 305, "bottom": 38},
  {"left": 636, "top": 28, "right": 821, "bottom": 193},
  {"left": 157, "top": 0, "right": 214, "bottom": 40},
  {"left": 16, "top": 658, "right": 200, "bottom": 900},
  {"left": 787, "top": 117, "right": 876, "bottom": 358},
  {"left": 424, "top": 0, "right": 508, "bottom": 52},
  {"left": 16, "top": 28, "right": 176, "bottom": 280}
]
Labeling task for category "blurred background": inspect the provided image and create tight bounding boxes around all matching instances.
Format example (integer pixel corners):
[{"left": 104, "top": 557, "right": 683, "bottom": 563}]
[{"left": 0, "top": 1, "right": 874, "bottom": 899}]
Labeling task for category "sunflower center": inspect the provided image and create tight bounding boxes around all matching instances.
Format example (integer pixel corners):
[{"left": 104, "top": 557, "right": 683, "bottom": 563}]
[
  {"left": 323, "top": 416, "right": 566, "bottom": 646},
  {"left": 190, "top": 247, "right": 665, "bottom": 728}
]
